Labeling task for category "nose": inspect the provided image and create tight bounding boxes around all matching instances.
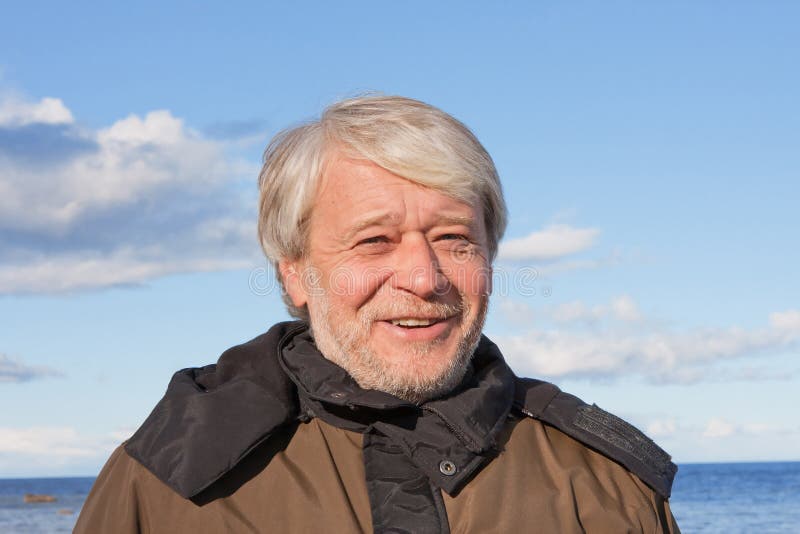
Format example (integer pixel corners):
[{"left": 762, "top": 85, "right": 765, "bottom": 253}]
[{"left": 390, "top": 233, "right": 449, "bottom": 299}]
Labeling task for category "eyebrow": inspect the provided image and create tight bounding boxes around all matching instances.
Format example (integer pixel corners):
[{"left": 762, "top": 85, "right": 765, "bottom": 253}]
[{"left": 341, "top": 213, "right": 402, "bottom": 242}]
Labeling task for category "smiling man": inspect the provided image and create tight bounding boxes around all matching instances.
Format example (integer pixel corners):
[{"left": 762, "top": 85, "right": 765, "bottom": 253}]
[
  {"left": 76, "top": 96, "right": 680, "bottom": 533},
  {"left": 282, "top": 154, "right": 490, "bottom": 405}
]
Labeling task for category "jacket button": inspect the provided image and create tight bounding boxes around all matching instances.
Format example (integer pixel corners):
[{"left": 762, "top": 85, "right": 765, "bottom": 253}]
[
  {"left": 439, "top": 460, "right": 457, "bottom": 476},
  {"left": 331, "top": 392, "right": 345, "bottom": 399}
]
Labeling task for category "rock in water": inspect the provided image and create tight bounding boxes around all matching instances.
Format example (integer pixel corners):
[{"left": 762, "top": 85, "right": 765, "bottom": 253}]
[{"left": 23, "top": 493, "right": 57, "bottom": 503}]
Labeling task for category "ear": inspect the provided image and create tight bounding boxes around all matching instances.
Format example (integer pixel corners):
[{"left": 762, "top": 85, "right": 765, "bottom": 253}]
[{"left": 279, "top": 259, "right": 308, "bottom": 308}]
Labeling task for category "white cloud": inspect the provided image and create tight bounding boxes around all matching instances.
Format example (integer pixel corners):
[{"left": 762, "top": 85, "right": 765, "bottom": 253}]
[
  {"left": 0, "top": 248, "right": 253, "bottom": 294},
  {"left": 532, "top": 253, "right": 623, "bottom": 277},
  {"left": 496, "top": 298, "right": 535, "bottom": 322},
  {"left": 0, "top": 426, "right": 101, "bottom": 457},
  {"left": 108, "top": 427, "right": 136, "bottom": 443},
  {"left": 495, "top": 295, "right": 800, "bottom": 383},
  {"left": 0, "top": 353, "right": 61, "bottom": 383},
  {"left": 771, "top": 309, "right": 800, "bottom": 333},
  {"left": 648, "top": 417, "right": 794, "bottom": 443},
  {"left": 0, "top": 95, "right": 73, "bottom": 126},
  {"left": 0, "top": 93, "right": 262, "bottom": 294},
  {"left": 498, "top": 224, "right": 600, "bottom": 261},
  {"left": 647, "top": 417, "right": 800, "bottom": 462},
  {"left": 550, "top": 301, "right": 601, "bottom": 323},
  {"left": 499, "top": 294, "right": 642, "bottom": 325},
  {"left": 740, "top": 423, "right": 779, "bottom": 435},
  {"left": 1, "top": 108, "right": 233, "bottom": 231},
  {"left": 0, "top": 426, "right": 129, "bottom": 475},
  {"left": 610, "top": 295, "right": 642, "bottom": 322},
  {"left": 703, "top": 418, "right": 735, "bottom": 438},
  {"left": 550, "top": 296, "right": 641, "bottom": 324},
  {"left": 646, "top": 418, "right": 677, "bottom": 438}
]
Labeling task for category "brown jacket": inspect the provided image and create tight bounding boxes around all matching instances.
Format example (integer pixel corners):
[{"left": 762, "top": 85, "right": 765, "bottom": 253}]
[{"left": 75, "top": 322, "right": 680, "bottom": 533}]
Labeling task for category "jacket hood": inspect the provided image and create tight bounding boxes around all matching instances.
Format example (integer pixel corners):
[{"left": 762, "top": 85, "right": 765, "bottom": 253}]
[
  {"left": 125, "top": 321, "right": 516, "bottom": 499},
  {"left": 125, "top": 321, "right": 306, "bottom": 498},
  {"left": 125, "top": 321, "right": 677, "bottom": 501}
]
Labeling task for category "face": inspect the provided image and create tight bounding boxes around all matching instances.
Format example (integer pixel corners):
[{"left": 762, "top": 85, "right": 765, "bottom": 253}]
[{"left": 281, "top": 154, "right": 492, "bottom": 403}]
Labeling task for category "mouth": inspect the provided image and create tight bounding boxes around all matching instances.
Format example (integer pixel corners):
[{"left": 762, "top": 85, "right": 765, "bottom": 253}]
[
  {"left": 388, "top": 317, "right": 444, "bottom": 328},
  {"left": 376, "top": 315, "right": 458, "bottom": 342}
]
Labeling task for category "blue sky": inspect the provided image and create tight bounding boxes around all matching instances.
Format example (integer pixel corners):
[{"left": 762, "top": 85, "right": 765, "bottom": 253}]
[{"left": 1, "top": 1, "right": 798, "bottom": 477}]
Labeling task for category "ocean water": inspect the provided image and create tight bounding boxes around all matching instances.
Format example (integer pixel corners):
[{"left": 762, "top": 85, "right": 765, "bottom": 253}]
[
  {"left": 0, "top": 462, "right": 798, "bottom": 532},
  {"left": 0, "top": 477, "right": 93, "bottom": 533},
  {"left": 669, "top": 462, "right": 800, "bottom": 533}
]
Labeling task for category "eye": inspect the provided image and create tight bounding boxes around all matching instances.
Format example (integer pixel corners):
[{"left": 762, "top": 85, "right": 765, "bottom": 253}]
[
  {"left": 357, "top": 235, "right": 390, "bottom": 246},
  {"left": 438, "top": 233, "right": 470, "bottom": 242}
]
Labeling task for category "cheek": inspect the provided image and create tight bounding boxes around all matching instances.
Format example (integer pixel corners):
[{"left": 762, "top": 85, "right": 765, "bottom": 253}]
[
  {"left": 441, "top": 256, "right": 492, "bottom": 299},
  {"left": 324, "top": 262, "right": 390, "bottom": 309},
  {"left": 464, "top": 273, "right": 491, "bottom": 314}
]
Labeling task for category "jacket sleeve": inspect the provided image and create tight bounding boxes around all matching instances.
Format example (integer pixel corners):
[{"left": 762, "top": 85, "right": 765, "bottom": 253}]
[
  {"left": 659, "top": 497, "right": 682, "bottom": 534},
  {"left": 74, "top": 445, "right": 143, "bottom": 533}
]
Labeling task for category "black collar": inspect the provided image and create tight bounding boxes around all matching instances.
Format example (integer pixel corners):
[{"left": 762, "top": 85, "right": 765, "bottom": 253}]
[{"left": 280, "top": 329, "right": 516, "bottom": 494}]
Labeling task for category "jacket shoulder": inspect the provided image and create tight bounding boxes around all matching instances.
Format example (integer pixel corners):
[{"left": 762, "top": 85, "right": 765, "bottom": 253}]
[
  {"left": 513, "top": 377, "right": 678, "bottom": 499},
  {"left": 74, "top": 445, "right": 146, "bottom": 533},
  {"left": 124, "top": 321, "right": 306, "bottom": 499}
]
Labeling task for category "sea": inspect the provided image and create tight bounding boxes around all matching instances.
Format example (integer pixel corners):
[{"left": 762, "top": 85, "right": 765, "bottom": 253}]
[{"left": 0, "top": 462, "right": 798, "bottom": 533}]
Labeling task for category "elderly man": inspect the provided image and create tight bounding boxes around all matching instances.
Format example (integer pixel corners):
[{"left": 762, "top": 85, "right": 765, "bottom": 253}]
[{"left": 76, "top": 96, "right": 680, "bottom": 533}]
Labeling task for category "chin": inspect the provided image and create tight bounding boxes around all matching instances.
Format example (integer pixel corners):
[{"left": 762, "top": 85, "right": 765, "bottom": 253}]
[
  {"left": 308, "top": 292, "right": 488, "bottom": 404},
  {"left": 358, "top": 337, "right": 478, "bottom": 404}
]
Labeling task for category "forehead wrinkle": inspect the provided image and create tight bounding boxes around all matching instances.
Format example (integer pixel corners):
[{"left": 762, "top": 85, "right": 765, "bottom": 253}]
[{"left": 436, "top": 215, "right": 474, "bottom": 228}]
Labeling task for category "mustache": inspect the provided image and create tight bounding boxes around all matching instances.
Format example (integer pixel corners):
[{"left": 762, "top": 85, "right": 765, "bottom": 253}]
[{"left": 360, "top": 297, "right": 465, "bottom": 322}]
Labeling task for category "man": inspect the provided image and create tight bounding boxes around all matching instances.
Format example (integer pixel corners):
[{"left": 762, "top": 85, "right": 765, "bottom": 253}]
[{"left": 76, "top": 96, "right": 680, "bottom": 533}]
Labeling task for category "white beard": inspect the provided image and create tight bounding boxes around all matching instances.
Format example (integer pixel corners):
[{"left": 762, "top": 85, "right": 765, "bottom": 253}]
[{"left": 307, "top": 287, "right": 488, "bottom": 404}]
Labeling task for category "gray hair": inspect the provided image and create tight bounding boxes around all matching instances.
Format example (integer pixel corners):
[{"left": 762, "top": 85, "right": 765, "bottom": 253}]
[{"left": 257, "top": 95, "right": 507, "bottom": 318}]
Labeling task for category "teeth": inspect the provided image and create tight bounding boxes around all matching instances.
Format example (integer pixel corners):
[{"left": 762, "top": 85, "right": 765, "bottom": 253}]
[{"left": 391, "top": 318, "right": 435, "bottom": 327}]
